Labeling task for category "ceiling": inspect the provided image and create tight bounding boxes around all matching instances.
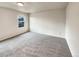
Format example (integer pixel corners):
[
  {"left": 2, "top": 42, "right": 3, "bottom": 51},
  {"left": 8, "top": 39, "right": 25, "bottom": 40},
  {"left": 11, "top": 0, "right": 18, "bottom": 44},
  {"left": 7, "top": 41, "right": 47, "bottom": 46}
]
[{"left": 0, "top": 2, "right": 68, "bottom": 13}]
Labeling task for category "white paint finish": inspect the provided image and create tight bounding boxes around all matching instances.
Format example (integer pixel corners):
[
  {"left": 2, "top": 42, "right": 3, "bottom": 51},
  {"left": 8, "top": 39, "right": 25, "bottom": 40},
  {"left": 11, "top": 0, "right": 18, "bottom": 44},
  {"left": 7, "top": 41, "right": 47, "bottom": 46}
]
[
  {"left": 0, "top": 2, "right": 68, "bottom": 13},
  {"left": 30, "top": 8, "right": 66, "bottom": 38},
  {"left": 66, "top": 2, "right": 79, "bottom": 56},
  {"left": 0, "top": 7, "right": 29, "bottom": 41}
]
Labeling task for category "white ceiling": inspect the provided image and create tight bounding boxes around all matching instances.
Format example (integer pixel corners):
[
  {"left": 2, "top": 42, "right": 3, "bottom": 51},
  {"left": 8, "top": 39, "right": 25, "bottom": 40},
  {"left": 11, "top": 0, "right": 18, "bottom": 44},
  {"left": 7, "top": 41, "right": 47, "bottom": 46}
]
[{"left": 0, "top": 2, "right": 68, "bottom": 13}]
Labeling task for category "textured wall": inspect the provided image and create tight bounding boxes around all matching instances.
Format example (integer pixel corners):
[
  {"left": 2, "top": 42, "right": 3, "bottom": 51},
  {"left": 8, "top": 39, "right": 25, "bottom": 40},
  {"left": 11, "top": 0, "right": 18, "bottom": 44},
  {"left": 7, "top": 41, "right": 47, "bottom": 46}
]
[
  {"left": 0, "top": 7, "right": 29, "bottom": 41},
  {"left": 66, "top": 2, "right": 79, "bottom": 56},
  {"left": 30, "top": 8, "right": 66, "bottom": 38}
]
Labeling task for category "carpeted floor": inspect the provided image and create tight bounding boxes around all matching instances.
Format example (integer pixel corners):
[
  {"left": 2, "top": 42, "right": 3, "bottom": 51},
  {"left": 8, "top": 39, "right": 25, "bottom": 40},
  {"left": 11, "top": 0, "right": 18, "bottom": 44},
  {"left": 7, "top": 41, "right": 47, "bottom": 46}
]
[{"left": 0, "top": 32, "right": 72, "bottom": 57}]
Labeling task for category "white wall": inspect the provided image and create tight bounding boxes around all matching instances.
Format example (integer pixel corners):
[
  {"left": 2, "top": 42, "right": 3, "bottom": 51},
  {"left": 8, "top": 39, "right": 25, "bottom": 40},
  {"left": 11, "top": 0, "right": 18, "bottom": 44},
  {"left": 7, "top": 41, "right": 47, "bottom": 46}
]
[
  {"left": 30, "top": 8, "right": 66, "bottom": 38},
  {"left": 66, "top": 2, "right": 79, "bottom": 57},
  {"left": 0, "top": 7, "right": 29, "bottom": 41}
]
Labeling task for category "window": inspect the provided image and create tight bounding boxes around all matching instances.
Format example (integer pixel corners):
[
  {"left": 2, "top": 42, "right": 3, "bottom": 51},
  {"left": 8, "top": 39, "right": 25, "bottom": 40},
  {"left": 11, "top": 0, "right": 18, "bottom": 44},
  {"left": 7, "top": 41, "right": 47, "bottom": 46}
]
[{"left": 18, "top": 16, "right": 24, "bottom": 27}]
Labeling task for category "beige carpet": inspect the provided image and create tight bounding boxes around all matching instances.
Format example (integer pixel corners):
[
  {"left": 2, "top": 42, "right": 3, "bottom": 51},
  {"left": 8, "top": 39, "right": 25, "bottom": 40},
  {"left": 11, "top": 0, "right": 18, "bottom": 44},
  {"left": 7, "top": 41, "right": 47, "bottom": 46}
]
[{"left": 0, "top": 32, "right": 72, "bottom": 57}]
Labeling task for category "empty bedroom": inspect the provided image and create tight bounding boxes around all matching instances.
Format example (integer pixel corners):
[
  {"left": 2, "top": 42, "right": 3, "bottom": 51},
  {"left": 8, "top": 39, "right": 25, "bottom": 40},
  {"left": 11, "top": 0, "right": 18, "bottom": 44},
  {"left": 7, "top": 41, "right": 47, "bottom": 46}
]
[{"left": 0, "top": 1, "right": 79, "bottom": 57}]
